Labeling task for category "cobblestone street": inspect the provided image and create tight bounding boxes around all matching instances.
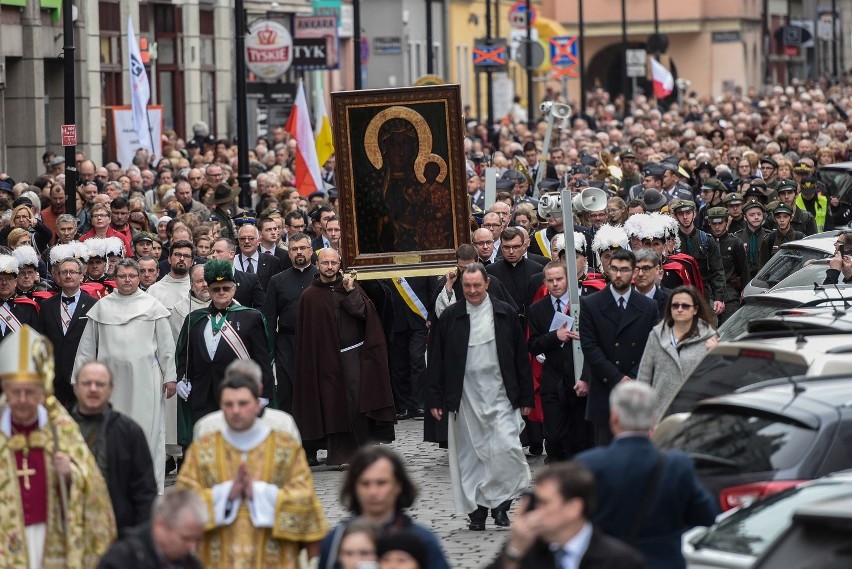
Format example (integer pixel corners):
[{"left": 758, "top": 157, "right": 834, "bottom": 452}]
[{"left": 311, "top": 418, "right": 547, "bottom": 569}]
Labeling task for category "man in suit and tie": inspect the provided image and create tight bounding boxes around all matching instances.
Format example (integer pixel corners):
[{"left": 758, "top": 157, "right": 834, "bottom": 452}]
[
  {"left": 257, "top": 216, "right": 292, "bottom": 269},
  {"left": 633, "top": 249, "right": 671, "bottom": 319},
  {"left": 211, "top": 238, "right": 265, "bottom": 308},
  {"left": 40, "top": 256, "right": 97, "bottom": 408},
  {"left": 579, "top": 249, "right": 658, "bottom": 446},
  {"left": 527, "top": 262, "right": 593, "bottom": 462},
  {"left": 309, "top": 206, "right": 336, "bottom": 248},
  {"left": 576, "top": 382, "right": 718, "bottom": 569},
  {"left": 236, "top": 224, "right": 283, "bottom": 291},
  {"left": 490, "top": 461, "right": 645, "bottom": 569},
  {"left": 523, "top": 141, "right": 557, "bottom": 189}
]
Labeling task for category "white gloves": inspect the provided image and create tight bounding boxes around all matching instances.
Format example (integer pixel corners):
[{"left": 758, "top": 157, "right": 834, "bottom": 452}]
[{"left": 177, "top": 379, "right": 192, "bottom": 401}]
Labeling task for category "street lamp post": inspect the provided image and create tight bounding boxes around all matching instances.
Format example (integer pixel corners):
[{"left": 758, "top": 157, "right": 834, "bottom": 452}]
[
  {"left": 62, "top": 0, "right": 76, "bottom": 214},
  {"left": 234, "top": 0, "right": 251, "bottom": 208}
]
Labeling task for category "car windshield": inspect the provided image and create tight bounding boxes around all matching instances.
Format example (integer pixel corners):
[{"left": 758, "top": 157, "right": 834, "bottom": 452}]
[
  {"left": 770, "top": 262, "right": 830, "bottom": 290},
  {"left": 693, "top": 481, "right": 852, "bottom": 556},
  {"left": 717, "top": 303, "right": 792, "bottom": 341},
  {"left": 752, "top": 249, "right": 831, "bottom": 289},
  {"left": 663, "top": 349, "right": 809, "bottom": 415},
  {"left": 659, "top": 409, "right": 818, "bottom": 475}
]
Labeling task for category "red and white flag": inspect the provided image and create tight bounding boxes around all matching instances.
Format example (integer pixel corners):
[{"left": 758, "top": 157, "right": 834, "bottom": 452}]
[
  {"left": 650, "top": 57, "right": 674, "bottom": 99},
  {"left": 285, "top": 80, "right": 323, "bottom": 196}
]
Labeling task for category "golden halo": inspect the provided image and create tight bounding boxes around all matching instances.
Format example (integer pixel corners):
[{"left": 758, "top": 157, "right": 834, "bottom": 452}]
[
  {"left": 415, "top": 153, "right": 448, "bottom": 184},
  {"left": 364, "top": 106, "right": 434, "bottom": 181}
]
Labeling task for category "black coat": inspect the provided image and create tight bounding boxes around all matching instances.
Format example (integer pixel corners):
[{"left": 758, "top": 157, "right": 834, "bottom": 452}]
[
  {"left": 426, "top": 295, "right": 533, "bottom": 412},
  {"left": 486, "top": 257, "right": 544, "bottom": 318},
  {"left": 235, "top": 252, "right": 282, "bottom": 291},
  {"left": 489, "top": 527, "right": 645, "bottom": 569},
  {"left": 176, "top": 306, "right": 275, "bottom": 422},
  {"left": 97, "top": 522, "right": 204, "bottom": 569},
  {"left": 651, "top": 285, "right": 672, "bottom": 318},
  {"left": 527, "top": 296, "right": 580, "bottom": 397},
  {"left": 387, "top": 276, "right": 436, "bottom": 332},
  {"left": 232, "top": 269, "right": 266, "bottom": 309},
  {"left": 261, "top": 246, "right": 292, "bottom": 270},
  {"left": 579, "top": 287, "right": 658, "bottom": 425},
  {"left": 0, "top": 297, "right": 41, "bottom": 341},
  {"left": 39, "top": 291, "right": 97, "bottom": 407}
]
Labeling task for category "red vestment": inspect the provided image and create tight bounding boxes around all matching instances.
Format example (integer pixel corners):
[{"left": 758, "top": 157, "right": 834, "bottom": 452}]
[{"left": 11, "top": 420, "right": 48, "bottom": 527}]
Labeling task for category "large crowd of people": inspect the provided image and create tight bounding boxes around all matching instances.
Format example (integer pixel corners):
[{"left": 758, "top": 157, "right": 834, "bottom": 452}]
[{"left": 2, "top": 79, "right": 852, "bottom": 568}]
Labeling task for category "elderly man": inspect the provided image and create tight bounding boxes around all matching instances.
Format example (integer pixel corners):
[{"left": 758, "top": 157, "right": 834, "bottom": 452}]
[
  {"left": 210, "top": 237, "right": 265, "bottom": 308},
  {"left": 576, "top": 382, "right": 717, "bottom": 569},
  {"left": 137, "top": 256, "right": 160, "bottom": 291},
  {"left": 175, "top": 259, "right": 275, "bottom": 446},
  {"left": 174, "top": 178, "right": 211, "bottom": 220},
  {"left": 177, "top": 372, "right": 328, "bottom": 567},
  {"left": 72, "top": 360, "right": 157, "bottom": 537},
  {"left": 0, "top": 325, "right": 116, "bottom": 569},
  {"left": 236, "top": 223, "right": 283, "bottom": 291},
  {"left": 74, "top": 258, "right": 177, "bottom": 492},
  {"left": 97, "top": 488, "right": 207, "bottom": 569},
  {"left": 293, "top": 248, "right": 396, "bottom": 467},
  {"left": 427, "top": 264, "right": 533, "bottom": 531},
  {"left": 0, "top": 254, "right": 41, "bottom": 344}
]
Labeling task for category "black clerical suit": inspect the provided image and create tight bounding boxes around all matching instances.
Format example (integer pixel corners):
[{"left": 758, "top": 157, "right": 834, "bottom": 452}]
[
  {"left": 40, "top": 291, "right": 97, "bottom": 408},
  {"left": 486, "top": 257, "right": 544, "bottom": 321},
  {"left": 262, "top": 265, "right": 319, "bottom": 411},
  {"left": 260, "top": 245, "right": 292, "bottom": 270}
]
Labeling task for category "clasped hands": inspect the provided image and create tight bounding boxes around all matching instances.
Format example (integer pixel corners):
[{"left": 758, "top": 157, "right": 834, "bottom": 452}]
[{"left": 228, "top": 463, "right": 255, "bottom": 501}]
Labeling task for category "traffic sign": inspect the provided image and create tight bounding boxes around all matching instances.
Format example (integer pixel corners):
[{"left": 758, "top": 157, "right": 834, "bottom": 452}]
[
  {"left": 474, "top": 39, "right": 509, "bottom": 71},
  {"left": 515, "top": 39, "right": 545, "bottom": 69},
  {"left": 625, "top": 49, "right": 647, "bottom": 78},
  {"left": 549, "top": 36, "right": 577, "bottom": 67},
  {"left": 508, "top": 2, "right": 537, "bottom": 29},
  {"left": 61, "top": 124, "right": 76, "bottom": 147}
]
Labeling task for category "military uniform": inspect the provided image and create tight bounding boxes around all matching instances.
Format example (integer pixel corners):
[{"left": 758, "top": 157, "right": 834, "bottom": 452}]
[{"left": 712, "top": 231, "right": 750, "bottom": 323}]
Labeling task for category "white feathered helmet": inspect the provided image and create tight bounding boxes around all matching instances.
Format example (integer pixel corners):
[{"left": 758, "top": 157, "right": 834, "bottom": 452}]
[
  {"left": 0, "top": 254, "right": 20, "bottom": 276},
  {"left": 591, "top": 224, "right": 630, "bottom": 272},
  {"left": 103, "top": 236, "right": 125, "bottom": 258},
  {"left": 11, "top": 245, "right": 39, "bottom": 269}
]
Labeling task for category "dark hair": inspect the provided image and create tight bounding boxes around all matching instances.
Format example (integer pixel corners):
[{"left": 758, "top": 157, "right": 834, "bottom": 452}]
[
  {"left": 535, "top": 462, "right": 597, "bottom": 519},
  {"left": 500, "top": 226, "right": 524, "bottom": 243},
  {"left": 340, "top": 447, "right": 417, "bottom": 514},
  {"left": 522, "top": 141, "right": 537, "bottom": 153},
  {"left": 285, "top": 210, "right": 305, "bottom": 225},
  {"left": 610, "top": 248, "right": 636, "bottom": 268},
  {"left": 214, "top": 237, "right": 237, "bottom": 253},
  {"left": 456, "top": 243, "right": 478, "bottom": 262},
  {"left": 664, "top": 285, "right": 715, "bottom": 338},
  {"left": 627, "top": 199, "right": 647, "bottom": 212},
  {"left": 170, "top": 239, "right": 196, "bottom": 257},
  {"left": 110, "top": 197, "right": 130, "bottom": 210},
  {"left": 543, "top": 260, "right": 568, "bottom": 278},
  {"left": 218, "top": 373, "right": 260, "bottom": 400}
]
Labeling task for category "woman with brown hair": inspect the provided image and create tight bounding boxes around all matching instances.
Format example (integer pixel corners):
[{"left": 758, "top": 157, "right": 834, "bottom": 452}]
[
  {"left": 606, "top": 197, "right": 628, "bottom": 225},
  {"left": 637, "top": 285, "right": 718, "bottom": 419}
]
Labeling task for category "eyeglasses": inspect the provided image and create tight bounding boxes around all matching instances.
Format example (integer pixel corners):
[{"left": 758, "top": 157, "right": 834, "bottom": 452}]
[
  {"left": 483, "top": 223, "right": 501, "bottom": 229},
  {"left": 115, "top": 274, "right": 138, "bottom": 280},
  {"left": 636, "top": 265, "right": 658, "bottom": 273},
  {"left": 671, "top": 303, "right": 694, "bottom": 311},
  {"left": 502, "top": 244, "right": 523, "bottom": 251},
  {"left": 171, "top": 252, "right": 193, "bottom": 260},
  {"left": 91, "top": 213, "right": 109, "bottom": 219},
  {"left": 289, "top": 245, "right": 311, "bottom": 252},
  {"left": 609, "top": 267, "right": 634, "bottom": 274},
  {"left": 238, "top": 236, "right": 257, "bottom": 241},
  {"left": 58, "top": 270, "right": 81, "bottom": 276}
]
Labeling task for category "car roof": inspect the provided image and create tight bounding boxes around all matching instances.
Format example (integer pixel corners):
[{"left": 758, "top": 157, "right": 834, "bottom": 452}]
[
  {"left": 742, "top": 283, "right": 852, "bottom": 307},
  {"left": 695, "top": 377, "right": 852, "bottom": 427},
  {"left": 712, "top": 335, "right": 852, "bottom": 360},
  {"left": 745, "top": 307, "right": 852, "bottom": 336},
  {"left": 779, "top": 234, "right": 838, "bottom": 255},
  {"left": 792, "top": 495, "right": 852, "bottom": 525}
]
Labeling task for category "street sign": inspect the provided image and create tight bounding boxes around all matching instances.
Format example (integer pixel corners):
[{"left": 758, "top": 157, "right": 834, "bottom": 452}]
[
  {"left": 61, "top": 124, "right": 76, "bottom": 147},
  {"left": 549, "top": 36, "right": 577, "bottom": 67},
  {"left": 515, "top": 39, "right": 545, "bottom": 69},
  {"left": 473, "top": 39, "right": 509, "bottom": 71},
  {"left": 625, "top": 49, "right": 647, "bottom": 78},
  {"left": 508, "top": 1, "right": 537, "bottom": 29}
]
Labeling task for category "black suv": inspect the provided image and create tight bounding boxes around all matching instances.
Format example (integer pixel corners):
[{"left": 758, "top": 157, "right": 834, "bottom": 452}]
[{"left": 658, "top": 377, "right": 852, "bottom": 512}]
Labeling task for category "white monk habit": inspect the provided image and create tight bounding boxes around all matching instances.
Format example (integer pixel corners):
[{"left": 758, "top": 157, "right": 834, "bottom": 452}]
[
  {"left": 447, "top": 296, "right": 530, "bottom": 515},
  {"left": 177, "top": 420, "right": 327, "bottom": 567},
  {"left": 147, "top": 273, "right": 191, "bottom": 451},
  {"left": 73, "top": 288, "right": 176, "bottom": 492}
]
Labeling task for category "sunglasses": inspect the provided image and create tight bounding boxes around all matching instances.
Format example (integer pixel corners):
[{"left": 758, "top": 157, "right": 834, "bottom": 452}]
[{"left": 671, "top": 303, "right": 694, "bottom": 311}]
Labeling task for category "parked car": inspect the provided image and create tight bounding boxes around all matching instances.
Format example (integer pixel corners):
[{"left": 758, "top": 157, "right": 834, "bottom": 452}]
[
  {"left": 752, "top": 494, "right": 852, "bottom": 568},
  {"left": 659, "top": 334, "right": 852, "bottom": 418},
  {"left": 717, "top": 284, "right": 852, "bottom": 341},
  {"left": 768, "top": 259, "right": 832, "bottom": 290},
  {"left": 742, "top": 233, "right": 838, "bottom": 296},
  {"left": 658, "top": 377, "right": 852, "bottom": 513},
  {"left": 684, "top": 470, "right": 852, "bottom": 569}
]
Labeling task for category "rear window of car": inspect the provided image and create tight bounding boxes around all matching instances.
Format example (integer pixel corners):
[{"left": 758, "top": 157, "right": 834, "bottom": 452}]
[
  {"left": 693, "top": 482, "right": 852, "bottom": 556},
  {"left": 664, "top": 349, "right": 809, "bottom": 415},
  {"left": 717, "top": 303, "right": 792, "bottom": 341},
  {"left": 659, "top": 409, "right": 818, "bottom": 475},
  {"left": 752, "top": 249, "right": 831, "bottom": 289}
]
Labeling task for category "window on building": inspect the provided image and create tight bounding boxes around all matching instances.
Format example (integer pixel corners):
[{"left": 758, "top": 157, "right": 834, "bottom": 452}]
[
  {"left": 99, "top": 0, "right": 122, "bottom": 106},
  {"left": 154, "top": 3, "right": 185, "bottom": 137},
  {"left": 199, "top": 8, "right": 217, "bottom": 134}
]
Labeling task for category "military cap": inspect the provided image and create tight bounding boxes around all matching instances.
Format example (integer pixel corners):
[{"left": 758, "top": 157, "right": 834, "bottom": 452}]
[
  {"left": 204, "top": 259, "right": 235, "bottom": 284},
  {"left": 131, "top": 231, "right": 155, "bottom": 245},
  {"left": 772, "top": 202, "right": 794, "bottom": 216},
  {"left": 495, "top": 178, "right": 515, "bottom": 191},
  {"left": 776, "top": 178, "right": 799, "bottom": 193},
  {"left": 742, "top": 200, "right": 765, "bottom": 213},
  {"left": 800, "top": 176, "right": 819, "bottom": 195},
  {"left": 700, "top": 178, "right": 726, "bottom": 193},
  {"left": 670, "top": 199, "right": 696, "bottom": 213},
  {"left": 792, "top": 161, "right": 813, "bottom": 175},
  {"left": 695, "top": 162, "right": 716, "bottom": 176},
  {"left": 620, "top": 150, "right": 636, "bottom": 160},
  {"left": 759, "top": 156, "right": 778, "bottom": 168},
  {"left": 706, "top": 207, "right": 729, "bottom": 221},
  {"left": 722, "top": 192, "right": 744, "bottom": 206}
]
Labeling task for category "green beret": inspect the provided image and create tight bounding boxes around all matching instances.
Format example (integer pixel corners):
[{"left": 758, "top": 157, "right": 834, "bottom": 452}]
[
  {"left": 707, "top": 207, "right": 729, "bottom": 220},
  {"left": 204, "top": 259, "right": 235, "bottom": 284},
  {"left": 772, "top": 202, "right": 794, "bottom": 216},
  {"left": 671, "top": 199, "right": 696, "bottom": 213}
]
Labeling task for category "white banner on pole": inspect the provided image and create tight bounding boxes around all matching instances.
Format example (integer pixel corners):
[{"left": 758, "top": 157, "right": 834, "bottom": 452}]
[{"left": 111, "top": 107, "right": 163, "bottom": 170}]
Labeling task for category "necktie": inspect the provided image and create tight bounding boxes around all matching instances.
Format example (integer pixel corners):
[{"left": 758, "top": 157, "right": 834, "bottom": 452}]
[
  {"left": 553, "top": 547, "right": 570, "bottom": 569},
  {"left": 61, "top": 296, "right": 74, "bottom": 304},
  {"left": 618, "top": 297, "right": 626, "bottom": 310},
  {"left": 246, "top": 257, "right": 254, "bottom": 274},
  {"left": 555, "top": 298, "right": 562, "bottom": 313}
]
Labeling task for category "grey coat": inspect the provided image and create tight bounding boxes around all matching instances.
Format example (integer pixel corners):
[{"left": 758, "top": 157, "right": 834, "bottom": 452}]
[{"left": 637, "top": 319, "right": 717, "bottom": 419}]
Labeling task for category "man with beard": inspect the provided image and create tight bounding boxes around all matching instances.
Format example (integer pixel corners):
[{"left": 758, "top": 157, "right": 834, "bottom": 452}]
[
  {"left": 147, "top": 240, "right": 194, "bottom": 311},
  {"left": 293, "top": 248, "right": 396, "bottom": 467},
  {"left": 579, "top": 249, "right": 658, "bottom": 446},
  {"left": 262, "top": 233, "right": 318, "bottom": 413},
  {"left": 175, "top": 259, "right": 275, "bottom": 447}
]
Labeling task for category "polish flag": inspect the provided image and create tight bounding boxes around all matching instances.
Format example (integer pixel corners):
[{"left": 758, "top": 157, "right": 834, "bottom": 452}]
[
  {"left": 650, "top": 57, "right": 674, "bottom": 99},
  {"left": 285, "top": 80, "right": 324, "bottom": 196}
]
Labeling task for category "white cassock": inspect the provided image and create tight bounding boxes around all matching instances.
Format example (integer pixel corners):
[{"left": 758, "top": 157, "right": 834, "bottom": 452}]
[
  {"left": 73, "top": 288, "right": 176, "bottom": 492},
  {"left": 148, "top": 274, "right": 192, "bottom": 450},
  {"left": 447, "top": 296, "right": 531, "bottom": 515}
]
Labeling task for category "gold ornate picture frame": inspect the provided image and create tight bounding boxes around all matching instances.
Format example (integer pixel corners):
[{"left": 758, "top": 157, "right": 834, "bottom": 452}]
[{"left": 331, "top": 85, "right": 470, "bottom": 278}]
